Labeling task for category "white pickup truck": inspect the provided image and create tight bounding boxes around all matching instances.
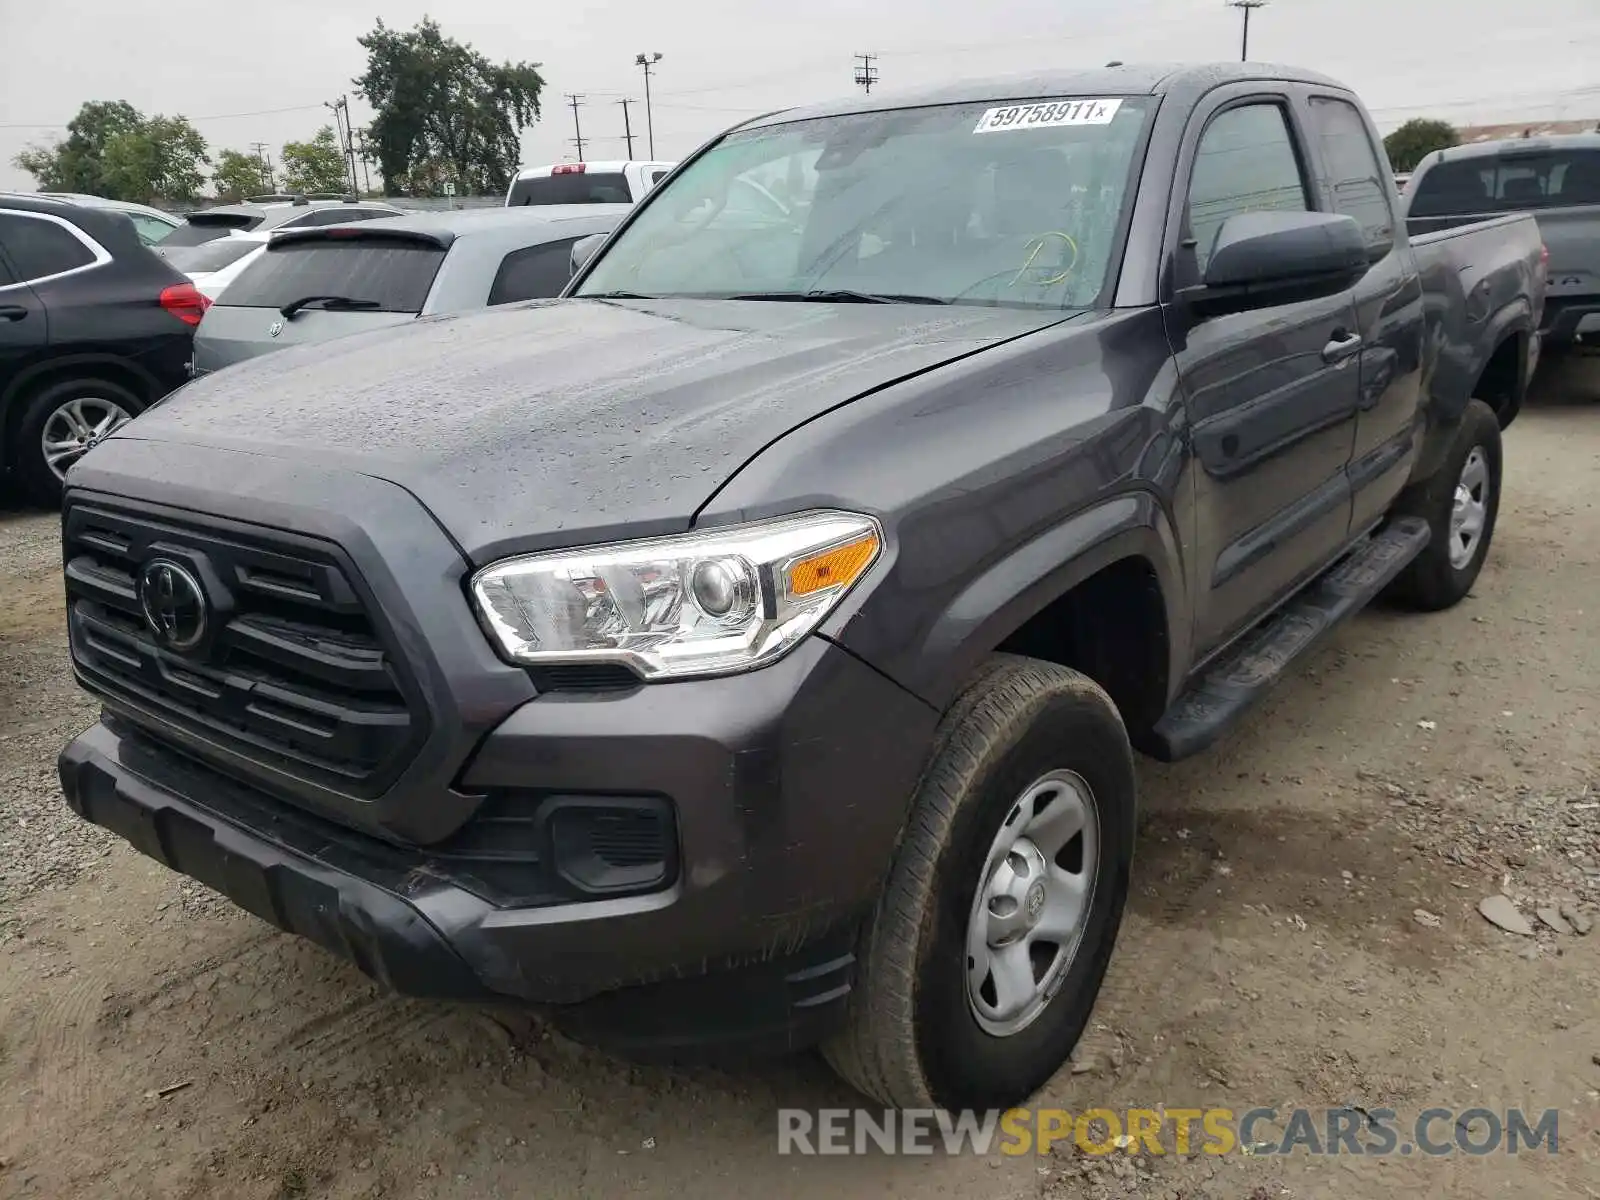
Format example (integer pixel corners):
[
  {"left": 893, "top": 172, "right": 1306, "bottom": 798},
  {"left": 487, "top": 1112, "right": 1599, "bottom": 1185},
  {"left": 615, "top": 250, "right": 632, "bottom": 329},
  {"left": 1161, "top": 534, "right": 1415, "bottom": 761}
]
[{"left": 506, "top": 160, "right": 677, "bottom": 207}]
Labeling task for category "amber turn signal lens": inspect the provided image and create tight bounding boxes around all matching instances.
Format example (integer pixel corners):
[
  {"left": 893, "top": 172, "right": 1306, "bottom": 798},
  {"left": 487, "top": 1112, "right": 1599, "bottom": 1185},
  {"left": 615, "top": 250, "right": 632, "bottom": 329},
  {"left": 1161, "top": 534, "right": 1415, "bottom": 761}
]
[{"left": 786, "top": 533, "right": 881, "bottom": 597}]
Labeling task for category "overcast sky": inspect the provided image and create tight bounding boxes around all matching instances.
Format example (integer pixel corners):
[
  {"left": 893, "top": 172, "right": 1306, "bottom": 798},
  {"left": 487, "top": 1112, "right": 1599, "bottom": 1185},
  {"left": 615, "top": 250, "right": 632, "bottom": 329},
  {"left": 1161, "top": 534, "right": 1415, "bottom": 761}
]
[{"left": 3, "top": 0, "right": 1598, "bottom": 195}]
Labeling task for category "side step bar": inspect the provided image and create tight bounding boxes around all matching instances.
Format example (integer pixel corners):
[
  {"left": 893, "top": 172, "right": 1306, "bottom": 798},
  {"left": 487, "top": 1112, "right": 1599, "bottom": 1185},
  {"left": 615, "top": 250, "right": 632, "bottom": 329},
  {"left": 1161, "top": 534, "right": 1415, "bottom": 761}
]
[{"left": 1148, "top": 517, "right": 1431, "bottom": 763}]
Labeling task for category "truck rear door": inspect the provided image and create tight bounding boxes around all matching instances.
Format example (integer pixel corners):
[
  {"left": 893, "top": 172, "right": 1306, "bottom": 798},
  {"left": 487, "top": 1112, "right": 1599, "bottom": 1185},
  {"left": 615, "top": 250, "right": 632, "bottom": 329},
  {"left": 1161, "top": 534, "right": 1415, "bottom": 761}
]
[
  {"left": 1163, "top": 90, "right": 1361, "bottom": 657},
  {"left": 1299, "top": 90, "right": 1426, "bottom": 534}
]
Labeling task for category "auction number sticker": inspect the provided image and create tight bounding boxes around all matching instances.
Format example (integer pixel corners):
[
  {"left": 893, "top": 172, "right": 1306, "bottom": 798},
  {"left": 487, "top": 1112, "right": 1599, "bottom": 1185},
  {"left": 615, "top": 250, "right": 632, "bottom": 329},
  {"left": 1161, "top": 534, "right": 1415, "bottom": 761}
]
[{"left": 973, "top": 98, "right": 1123, "bottom": 133}]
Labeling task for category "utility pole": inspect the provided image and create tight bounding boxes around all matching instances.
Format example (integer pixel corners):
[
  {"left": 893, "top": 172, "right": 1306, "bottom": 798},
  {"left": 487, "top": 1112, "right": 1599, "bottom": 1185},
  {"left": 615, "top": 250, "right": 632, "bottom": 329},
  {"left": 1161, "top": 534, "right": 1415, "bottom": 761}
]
[
  {"left": 618, "top": 98, "right": 637, "bottom": 159},
  {"left": 323, "top": 95, "right": 360, "bottom": 197},
  {"left": 565, "top": 93, "right": 587, "bottom": 161},
  {"left": 1226, "top": 0, "right": 1268, "bottom": 62},
  {"left": 635, "top": 52, "right": 663, "bottom": 159},
  {"left": 249, "top": 141, "right": 273, "bottom": 192},
  {"left": 853, "top": 53, "right": 879, "bottom": 94},
  {"left": 352, "top": 130, "right": 374, "bottom": 196}
]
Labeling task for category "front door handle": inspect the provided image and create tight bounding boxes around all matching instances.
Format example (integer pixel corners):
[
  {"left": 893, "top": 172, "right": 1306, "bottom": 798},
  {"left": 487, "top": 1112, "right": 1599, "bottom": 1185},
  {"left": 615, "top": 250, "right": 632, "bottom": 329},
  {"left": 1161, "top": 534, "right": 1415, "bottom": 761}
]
[
  {"left": 0, "top": 305, "right": 28, "bottom": 322},
  {"left": 1322, "top": 329, "right": 1362, "bottom": 365}
]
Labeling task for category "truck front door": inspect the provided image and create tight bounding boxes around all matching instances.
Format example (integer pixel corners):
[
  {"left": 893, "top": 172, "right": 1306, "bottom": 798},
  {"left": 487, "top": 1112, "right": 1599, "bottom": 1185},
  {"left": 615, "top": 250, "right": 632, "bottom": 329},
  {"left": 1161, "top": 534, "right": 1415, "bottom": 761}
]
[{"left": 1164, "top": 93, "right": 1361, "bottom": 659}]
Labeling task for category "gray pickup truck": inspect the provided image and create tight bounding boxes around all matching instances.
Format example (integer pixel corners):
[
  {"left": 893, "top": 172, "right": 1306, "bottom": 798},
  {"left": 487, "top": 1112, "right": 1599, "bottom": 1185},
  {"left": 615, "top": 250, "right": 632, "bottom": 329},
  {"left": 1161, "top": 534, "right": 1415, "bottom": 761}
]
[
  {"left": 1406, "top": 132, "right": 1597, "bottom": 353},
  {"left": 57, "top": 63, "right": 1543, "bottom": 1111}
]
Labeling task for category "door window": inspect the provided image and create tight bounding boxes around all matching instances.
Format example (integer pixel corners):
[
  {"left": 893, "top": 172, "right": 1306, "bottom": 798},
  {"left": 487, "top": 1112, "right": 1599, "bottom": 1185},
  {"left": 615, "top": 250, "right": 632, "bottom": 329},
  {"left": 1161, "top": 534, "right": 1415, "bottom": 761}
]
[
  {"left": 0, "top": 212, "right": 99, "bottom": 283},
  {"left": 1187, "top": 103, "right": 1310, "bottom": 272},
  {"left": 1307, "top": 96, "right": 1395, "bottom": 256}
]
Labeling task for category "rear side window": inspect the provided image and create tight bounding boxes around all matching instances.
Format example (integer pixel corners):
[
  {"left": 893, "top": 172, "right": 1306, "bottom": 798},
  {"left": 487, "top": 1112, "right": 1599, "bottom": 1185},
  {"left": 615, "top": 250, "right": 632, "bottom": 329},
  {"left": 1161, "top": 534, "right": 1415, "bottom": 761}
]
[
  {"left": 163, "top": 213, "right": 260, "bottom": 247},
  {"left": 508, "top": 173, "right": 631, "bottom": 205},
  {"left": 1187, "top": 103, "right": 1310, "bottom": 272},
  {"left": 0, "top": 212, "right": 96, "bottom": 282},
  {"left": 650, "top": 170, "right": 670, "bottom": 185},
  {"left": 129, "top": 213, "right": 176, "bottom": 245},
  {"left": 220, "top": 238, "right": 446, "bottom": 312},
  {"left": 1409, "top": 148, "right": 1600, "bottom": 216},
  {"left": 487, "top": 237, "right": 581, "bottom": 304},
  {"left": 1307, "top": 96, "right": 1395, "bottom": 256}
]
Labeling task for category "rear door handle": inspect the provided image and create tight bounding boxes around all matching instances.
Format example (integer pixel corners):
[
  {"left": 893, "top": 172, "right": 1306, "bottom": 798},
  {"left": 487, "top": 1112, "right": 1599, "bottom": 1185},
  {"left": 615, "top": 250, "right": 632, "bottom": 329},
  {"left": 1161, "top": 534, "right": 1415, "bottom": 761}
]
[
  {"left": 1322, "top": 329, "right": 1362, "bottom": 365},
  {"left": 0, "top": 305, "right": 28, "bottom": 322}
]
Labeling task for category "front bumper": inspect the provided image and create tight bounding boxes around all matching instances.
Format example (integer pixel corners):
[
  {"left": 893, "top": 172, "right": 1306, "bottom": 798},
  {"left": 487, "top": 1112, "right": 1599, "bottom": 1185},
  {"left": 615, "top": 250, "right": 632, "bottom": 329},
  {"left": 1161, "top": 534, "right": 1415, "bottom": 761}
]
[{"left": 60, "top": 636, "right": 939, "bottom": 1052}]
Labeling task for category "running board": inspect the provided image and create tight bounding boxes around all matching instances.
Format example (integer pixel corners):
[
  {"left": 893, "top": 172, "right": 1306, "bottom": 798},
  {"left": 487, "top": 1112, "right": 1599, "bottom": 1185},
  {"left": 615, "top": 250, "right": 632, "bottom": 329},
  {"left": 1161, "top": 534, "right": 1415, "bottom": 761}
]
[{"left": 1148, "top": 517, "right": 1431, "bottom": 763}]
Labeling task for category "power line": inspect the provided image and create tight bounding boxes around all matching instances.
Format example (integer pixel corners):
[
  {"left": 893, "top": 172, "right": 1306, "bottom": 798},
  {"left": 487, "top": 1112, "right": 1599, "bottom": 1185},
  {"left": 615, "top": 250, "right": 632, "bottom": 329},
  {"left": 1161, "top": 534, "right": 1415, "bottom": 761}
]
[
  {"left": 0, "top": 101, "right": 328, "bottom": 132},
  {"left": 1226, "top": 0, "right": 1269, "bottom": 62},
  {"left": 853, "top": 53, "right": 879, "bottom": 95},
  {"left": 565, "top": 93, "right": 586, "bottom": 161}
]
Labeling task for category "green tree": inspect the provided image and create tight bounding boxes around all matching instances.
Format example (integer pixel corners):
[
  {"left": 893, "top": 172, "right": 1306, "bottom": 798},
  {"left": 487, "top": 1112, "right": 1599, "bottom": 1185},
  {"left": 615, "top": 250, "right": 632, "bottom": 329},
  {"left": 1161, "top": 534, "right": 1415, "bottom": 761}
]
[
  {"left": 1383, "top": 118, "right": 1459, "bottom": 173},
  {"left": 14, "top": 100, "right": 143, "bottom": 193},
  {"left": 100, "top": 115, "right": 209, "bottom": 202},
  {"left": 12, "top": 101, "right": 208, "bottom": 202},
  {"left": 355, "top": 16, "right": 544, "bottom": 195},
  {"left": 213, "top": 148, "right": 270, "bottom": 202},
  {"left": 281, "top": 126, "right": 350, "bottom": 194}
]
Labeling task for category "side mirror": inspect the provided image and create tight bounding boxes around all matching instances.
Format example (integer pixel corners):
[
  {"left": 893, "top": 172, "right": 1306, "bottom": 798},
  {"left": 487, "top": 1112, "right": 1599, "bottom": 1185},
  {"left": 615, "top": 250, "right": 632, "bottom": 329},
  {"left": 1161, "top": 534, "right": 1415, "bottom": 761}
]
[
  {"left": 570, "top": 233, "right": 607, "bottom": 277},
  {"left": 1188, "top": 211, "right": 1367, "bottom": 316}
]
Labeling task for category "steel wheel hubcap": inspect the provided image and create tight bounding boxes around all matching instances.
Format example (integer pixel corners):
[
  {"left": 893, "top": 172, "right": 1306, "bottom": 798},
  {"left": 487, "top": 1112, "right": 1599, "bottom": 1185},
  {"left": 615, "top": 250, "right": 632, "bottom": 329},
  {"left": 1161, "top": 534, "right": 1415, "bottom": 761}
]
[
  {"left": 41, "top": 396, "right": 133, "bottom": 481},
  {"left": 965, "top": 769, "right": 1100, "bottom": 1037},
  {"left": 1448, "top": 446, "right": 1490, "bottom": 570}
]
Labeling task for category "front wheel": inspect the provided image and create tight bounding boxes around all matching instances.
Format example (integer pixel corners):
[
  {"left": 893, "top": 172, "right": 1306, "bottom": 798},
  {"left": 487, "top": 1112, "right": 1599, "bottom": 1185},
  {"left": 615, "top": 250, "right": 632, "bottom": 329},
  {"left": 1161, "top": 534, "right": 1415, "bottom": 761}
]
[
  {"left": 1386, "top": 397, "right": 1503, "bottom": 611},
  {"left": 823, "top": 655, "right": 1135, "bottom": 1110},
  {"left": 14, "top": 378, "right": 143, "bottom": 507}
]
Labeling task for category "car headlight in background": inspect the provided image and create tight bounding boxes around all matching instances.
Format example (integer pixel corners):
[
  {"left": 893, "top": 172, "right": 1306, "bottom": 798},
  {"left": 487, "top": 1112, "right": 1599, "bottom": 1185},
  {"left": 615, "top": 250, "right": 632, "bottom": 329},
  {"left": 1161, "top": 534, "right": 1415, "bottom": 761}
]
[{"left": 470, "top": 511, "right": 883, "bottom": 680}]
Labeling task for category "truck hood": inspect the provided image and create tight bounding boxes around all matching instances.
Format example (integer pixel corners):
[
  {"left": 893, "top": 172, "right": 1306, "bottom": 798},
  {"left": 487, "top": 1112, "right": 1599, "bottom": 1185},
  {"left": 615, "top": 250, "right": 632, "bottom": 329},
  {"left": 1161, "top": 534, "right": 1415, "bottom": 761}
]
[{"left": 111, "top": 297, "right": 1077, "bottom": 563}]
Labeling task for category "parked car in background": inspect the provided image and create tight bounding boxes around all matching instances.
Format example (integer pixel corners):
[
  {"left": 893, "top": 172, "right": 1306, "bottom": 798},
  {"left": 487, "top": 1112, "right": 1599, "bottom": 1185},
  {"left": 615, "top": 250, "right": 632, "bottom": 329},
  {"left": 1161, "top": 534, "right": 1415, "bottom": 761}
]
[
  {"left": 1393, "top": 171, "right": 1411, "bottom": 193},
  {"left": 190, "top": 205, "right": 628, "bottom": 374},
  {"left": 0, "top": 195, "right": 205, "bottom": 504},
  {"left": 175, "top": 231, "right": 272, "bottom": 299},
  {"left": 1404, "top": 133, "right": 1600, "bottom": 352},
  {"left": 59, "top": 64, "right": 1543, "bottom": 1110},
  {"left": 29, "top": 193, "right": 182, "bottom": 246},
  {"left": 506, "top": 161, "right": 675, "bottom": 206},
  {"left": 157, "top": 194, "right": 403, "bottom": 262}
]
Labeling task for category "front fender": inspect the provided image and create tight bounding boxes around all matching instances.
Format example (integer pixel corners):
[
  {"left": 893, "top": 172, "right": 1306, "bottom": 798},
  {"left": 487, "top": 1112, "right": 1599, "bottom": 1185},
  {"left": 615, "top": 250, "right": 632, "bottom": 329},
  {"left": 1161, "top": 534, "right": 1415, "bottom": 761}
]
[{"left": 835, "top": 491, "right": 1189, "bottom": 712}]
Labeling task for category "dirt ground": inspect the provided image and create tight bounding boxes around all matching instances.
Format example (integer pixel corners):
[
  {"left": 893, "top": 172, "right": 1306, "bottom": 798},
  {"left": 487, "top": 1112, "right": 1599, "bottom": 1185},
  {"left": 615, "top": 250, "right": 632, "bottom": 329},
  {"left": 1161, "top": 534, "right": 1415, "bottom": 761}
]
[{"left": 3, "top": 360, "right": 1600, "bottom": 1200}]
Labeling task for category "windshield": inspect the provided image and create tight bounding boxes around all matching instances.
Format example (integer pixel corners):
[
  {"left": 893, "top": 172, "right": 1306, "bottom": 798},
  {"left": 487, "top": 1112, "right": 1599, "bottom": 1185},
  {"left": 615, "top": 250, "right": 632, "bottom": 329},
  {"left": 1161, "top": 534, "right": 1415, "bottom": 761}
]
[
  {"left": 576, "top": 96, "right": 1153, "bottom": 309},
  {"left": 1408, "top": 148, "right": 1600, "bottom": 216},
  {"left": 162, "top": 237, "right": 263, "bottom": 273},
  {"left": 161, "top": 212, "right": 261, "bottom": 248}
]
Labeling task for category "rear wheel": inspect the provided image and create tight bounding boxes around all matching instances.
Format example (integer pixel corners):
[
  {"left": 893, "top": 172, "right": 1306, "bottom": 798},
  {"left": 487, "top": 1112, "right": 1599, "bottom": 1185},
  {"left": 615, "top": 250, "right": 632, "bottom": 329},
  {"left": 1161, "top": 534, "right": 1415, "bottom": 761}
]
[
  {"left": 1386, "top": 398, "right": 1502, "bottom": 611},
  {"left": 14, "top": 378, "right": 142, "bottom": 507},
  {"left": 823, "top": 655, "right": 1135, "bottom": 1110}
]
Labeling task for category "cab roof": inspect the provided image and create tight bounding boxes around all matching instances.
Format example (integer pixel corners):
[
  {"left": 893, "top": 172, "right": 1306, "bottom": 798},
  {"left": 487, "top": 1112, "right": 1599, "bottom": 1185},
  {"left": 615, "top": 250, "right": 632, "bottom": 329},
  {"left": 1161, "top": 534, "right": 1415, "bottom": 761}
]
[{"left": 739, "top": 61, "right": 1350, "bottom": 130}]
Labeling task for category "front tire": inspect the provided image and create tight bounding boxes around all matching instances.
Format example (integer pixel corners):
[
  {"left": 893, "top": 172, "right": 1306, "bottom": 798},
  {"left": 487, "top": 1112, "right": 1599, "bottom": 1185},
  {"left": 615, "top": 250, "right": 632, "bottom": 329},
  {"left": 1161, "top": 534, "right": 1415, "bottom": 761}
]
[
  {"left": 823, "top": 655, "right": 1135, "bottom": 1110},
  {"left": 13, "top": 378, "right": 142, "bottom": 507},
  {"left": 1387, "top": 398, "right": 1503, "bottom": 611}
]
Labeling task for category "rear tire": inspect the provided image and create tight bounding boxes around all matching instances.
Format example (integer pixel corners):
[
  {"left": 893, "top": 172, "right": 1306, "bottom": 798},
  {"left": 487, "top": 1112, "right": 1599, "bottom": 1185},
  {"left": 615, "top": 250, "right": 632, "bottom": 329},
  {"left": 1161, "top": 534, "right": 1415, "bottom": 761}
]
[
  {"left": 1386, "top": 398, "right": 1502, "bottom": 611},
  {"left": 822, "top": 654, "right": 1135, "bottom": 1110},
  {"left": 14, "top": 377, "right": 143, "bottom": 508}
]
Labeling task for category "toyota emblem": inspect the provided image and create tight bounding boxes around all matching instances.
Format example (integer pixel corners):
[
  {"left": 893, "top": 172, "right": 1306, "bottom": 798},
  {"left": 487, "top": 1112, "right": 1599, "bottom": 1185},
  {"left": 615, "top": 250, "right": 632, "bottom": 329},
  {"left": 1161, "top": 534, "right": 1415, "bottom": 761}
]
[
  {"left": 268, "top": 319, "right": 284, "bottom": 338},
  {"left": 138, "top": 559, "right": 208, "bottom": 652}
]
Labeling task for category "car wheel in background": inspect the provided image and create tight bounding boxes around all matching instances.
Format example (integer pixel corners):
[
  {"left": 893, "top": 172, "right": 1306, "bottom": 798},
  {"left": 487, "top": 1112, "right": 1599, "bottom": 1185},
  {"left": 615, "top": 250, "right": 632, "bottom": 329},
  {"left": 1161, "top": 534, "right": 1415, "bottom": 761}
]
[{"left": 14, "top": 378, "right": 143, "bottom": 507}]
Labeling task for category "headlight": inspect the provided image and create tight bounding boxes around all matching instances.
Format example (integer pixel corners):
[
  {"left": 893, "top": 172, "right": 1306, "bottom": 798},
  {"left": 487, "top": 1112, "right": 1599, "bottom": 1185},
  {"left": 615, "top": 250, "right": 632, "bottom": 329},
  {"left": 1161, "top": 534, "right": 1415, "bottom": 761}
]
[{"left": 470, "top": 511, "right": 883, "bottom": 680}]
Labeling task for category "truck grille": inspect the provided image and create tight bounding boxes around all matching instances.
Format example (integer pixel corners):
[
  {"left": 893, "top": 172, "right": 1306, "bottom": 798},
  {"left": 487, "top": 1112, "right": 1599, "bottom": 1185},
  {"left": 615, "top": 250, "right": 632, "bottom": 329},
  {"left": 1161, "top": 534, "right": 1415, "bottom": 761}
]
[{"left": 63, "top": 502, "right": 426, "bottom": 797}]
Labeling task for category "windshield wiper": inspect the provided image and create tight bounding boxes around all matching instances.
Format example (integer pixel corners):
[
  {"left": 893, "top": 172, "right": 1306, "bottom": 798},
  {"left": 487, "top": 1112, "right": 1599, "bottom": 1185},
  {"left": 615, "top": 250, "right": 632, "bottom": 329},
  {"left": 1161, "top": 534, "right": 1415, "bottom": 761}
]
[
  {"left": 278, "top": 295, "right": 382, "bottom": 319},
  {"left": 726, "top": 289, "right": 951, "bottom": 305},
  {"left": 580, "top": 290, "right": 660, "bottom": 300}
]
